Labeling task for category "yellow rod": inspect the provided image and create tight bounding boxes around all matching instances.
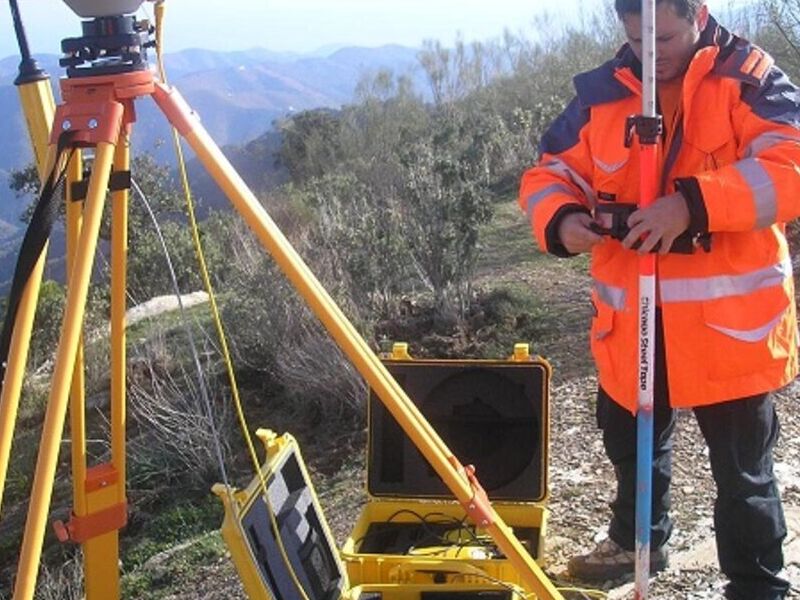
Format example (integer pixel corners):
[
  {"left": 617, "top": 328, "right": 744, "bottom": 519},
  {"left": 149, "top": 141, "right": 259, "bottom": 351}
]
[
  {"left": 13, "top": 142, "right": 116, "bottom": 600},
  {"left": 0, "top": 144, "right": 59, "bottom": 513},
  {"left": 17, "top": 79, "right": 55, "bottom": 181},
  {"left": 84, "top": 520, "right": 121, "bottom": 600},
  {"left": 0, "top": 75, "right": 57, "bottom": 512},
  {"left": 110, "top": 132, "right": 129, "bottom": 501},
  {"left": 66, "top": 151, "right": 88, "bottom": 517},
  {"left": 156, "top": 92, "right": 563, "bottom": 599},
  {"left": 181, "top": 124, "right": 455, "bottom": 489}
]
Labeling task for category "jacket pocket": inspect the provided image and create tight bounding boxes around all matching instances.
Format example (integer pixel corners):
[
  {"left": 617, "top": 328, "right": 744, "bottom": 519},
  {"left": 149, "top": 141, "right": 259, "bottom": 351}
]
[
  {"left": 684, "top": 123, "right": 738, "bottom": 171},
  {"left": 701, "top": 285, "right": 792, "bottom": 381},
  {"left": 591, "top": 153, "right": 631, "bottom": 203}
]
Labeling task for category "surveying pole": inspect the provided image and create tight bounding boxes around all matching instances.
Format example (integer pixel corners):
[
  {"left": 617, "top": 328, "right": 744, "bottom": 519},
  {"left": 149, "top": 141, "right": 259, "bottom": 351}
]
[{"left": 632, "top": 0, "right": 661, "bottom": 598}]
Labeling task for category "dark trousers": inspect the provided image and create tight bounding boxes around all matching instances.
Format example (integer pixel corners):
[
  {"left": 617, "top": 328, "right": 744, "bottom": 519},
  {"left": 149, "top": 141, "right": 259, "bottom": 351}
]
[{"left": 596, "top": 312, "right": 789, "bottom": 600}]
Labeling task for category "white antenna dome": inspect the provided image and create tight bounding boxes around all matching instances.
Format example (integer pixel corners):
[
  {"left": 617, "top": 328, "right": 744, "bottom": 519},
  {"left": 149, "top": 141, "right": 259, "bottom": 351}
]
[{"left": 62, "top": 0, "right": 144, "bottom": 18}]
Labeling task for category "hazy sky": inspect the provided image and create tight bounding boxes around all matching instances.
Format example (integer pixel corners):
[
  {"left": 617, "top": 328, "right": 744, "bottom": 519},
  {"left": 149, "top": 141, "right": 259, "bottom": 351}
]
[{"left": 1, "top": 0, "right": 737, "bottom": 60}]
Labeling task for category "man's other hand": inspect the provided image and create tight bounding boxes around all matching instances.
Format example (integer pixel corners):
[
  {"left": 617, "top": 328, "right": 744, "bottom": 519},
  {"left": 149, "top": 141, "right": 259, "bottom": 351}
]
[
  {"left": 558, "top": 211, "right": 604, "bottom": 254},
  {"left": 622, "top": 192, "right": 691, "bottom": 254}
]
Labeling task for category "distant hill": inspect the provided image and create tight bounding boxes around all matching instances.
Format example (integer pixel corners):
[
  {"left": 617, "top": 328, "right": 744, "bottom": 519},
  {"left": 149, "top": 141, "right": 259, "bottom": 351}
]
[
  {"left": 1, "top": 44, "right": 420, "bottom": 166},
  {"left": 0, "top": 44, "right": 422, "bottom": 257}
]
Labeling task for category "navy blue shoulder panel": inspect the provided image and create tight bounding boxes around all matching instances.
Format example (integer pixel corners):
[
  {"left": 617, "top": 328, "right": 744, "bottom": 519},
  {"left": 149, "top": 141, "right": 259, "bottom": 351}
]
[
  {"left": 539, "top": 54, "right": 634, "bottom": 156},
  {"left": 708, "top": 25, "right": 800, "bottom": 127},
  {"left": 573, "top": 58, "right": 634, "bottom": 107},
  {"left": 538, "top": 45, "right": 636, "bottom": 156},
  {"left": 538, "top": 96, "right": 589, "bottom": 156},
  {"left": 741, "top": 66, "right": 800, "bottom": 128},
  {"left": 713, "top": 39, "right": 770, "bottom": 87}
]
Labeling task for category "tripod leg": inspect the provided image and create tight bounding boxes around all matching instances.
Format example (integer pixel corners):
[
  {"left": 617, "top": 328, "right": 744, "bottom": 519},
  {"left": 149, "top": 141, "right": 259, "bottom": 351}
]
[
  {"left": 13, "top": 141, "right": 116, "bottom": 600},
  {"left": 153, "top": 85, "right": 564, "bottom": 600},
  {"left": 0, "top": 61, "right": 57, "bottom": 515},
  {"left": 17, "top": 77, "right": 56, "bottom": 182},
  {"left": 79, "top": 130, "right": 130, "bottom": 600},
  {"left": 0, "top": 142, "right": 62, "bottom": 513},
  {"left": 66, "top": 150, "right": 88, "bottom": 518},
  {"left": 109, "top": 128, "right": 129, "bottom": 499}
]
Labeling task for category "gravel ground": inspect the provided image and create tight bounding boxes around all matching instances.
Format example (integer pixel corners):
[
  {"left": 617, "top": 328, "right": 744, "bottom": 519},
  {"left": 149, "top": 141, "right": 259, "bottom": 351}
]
[{"left": 545, "top": 377, "right": 800, "bottom": 600}]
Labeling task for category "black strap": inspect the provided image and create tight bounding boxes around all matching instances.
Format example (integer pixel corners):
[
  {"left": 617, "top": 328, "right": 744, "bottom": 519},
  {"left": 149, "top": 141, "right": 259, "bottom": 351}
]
[
  {"left": 0, "top": 132, "right": 75, "bottom": 393},
  {"left": 70, "top": 169, "right": 130, "bottom": 202}
]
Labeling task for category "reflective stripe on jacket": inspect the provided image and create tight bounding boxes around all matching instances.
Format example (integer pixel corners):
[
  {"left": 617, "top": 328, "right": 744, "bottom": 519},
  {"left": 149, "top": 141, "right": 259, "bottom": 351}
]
[{"left": 519, "top": 17, "right": 800, "bottom": 412}]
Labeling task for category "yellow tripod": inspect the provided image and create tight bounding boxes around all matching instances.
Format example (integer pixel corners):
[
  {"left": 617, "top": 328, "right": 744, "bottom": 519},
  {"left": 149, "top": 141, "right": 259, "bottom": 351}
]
[{"left": 0, "top": 8, "right": 565, "bottom": 600}]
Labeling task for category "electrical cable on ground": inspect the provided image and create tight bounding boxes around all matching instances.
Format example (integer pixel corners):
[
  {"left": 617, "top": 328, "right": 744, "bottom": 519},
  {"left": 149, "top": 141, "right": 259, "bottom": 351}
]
[
  {"left": 151, "top": 4, "right": 313, "bottom": 599},
  {"left": 130, "top": 177, "right": 231, "bottom": 493},
  {"left": 153, "top": 0, "right": 264, "bottom": 496}
]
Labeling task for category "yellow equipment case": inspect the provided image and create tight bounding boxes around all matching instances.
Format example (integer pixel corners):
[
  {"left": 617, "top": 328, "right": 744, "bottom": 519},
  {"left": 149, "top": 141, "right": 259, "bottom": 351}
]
[
  {"left": 214, "top": 431, "right": 348, "bottom": 600},
  {"left": 215, "top": 344, "right": 550, "bottom": 599},
  {"left": 215, "top": 430, "right": 527, "bottom": 599},
  {"left": 341, "top": 345, "right": 551, "bottom": 590}
]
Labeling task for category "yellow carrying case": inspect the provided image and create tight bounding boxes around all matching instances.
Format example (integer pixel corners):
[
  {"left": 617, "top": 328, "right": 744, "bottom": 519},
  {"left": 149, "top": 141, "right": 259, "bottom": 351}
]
[
  {"left": 341, "top": 345, "right": 551, "bottom": 589},
  {"left": 214, "top": 430, "right": 529, "bottom": 599}
]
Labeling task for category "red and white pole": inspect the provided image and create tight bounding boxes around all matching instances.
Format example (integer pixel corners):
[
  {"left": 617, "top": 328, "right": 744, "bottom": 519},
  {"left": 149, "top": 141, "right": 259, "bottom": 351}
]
[{"left": 634, "top": 0, "right": 660, "bottom": 597}]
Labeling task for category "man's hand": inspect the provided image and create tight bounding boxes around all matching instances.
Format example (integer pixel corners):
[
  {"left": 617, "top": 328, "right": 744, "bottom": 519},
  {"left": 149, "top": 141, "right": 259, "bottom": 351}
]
[
  {"left": 622, "top": 192, "right": 691, "bottom": 255},
  {"left": 558, "top": 211, "right": 604, "bottom": 254}
]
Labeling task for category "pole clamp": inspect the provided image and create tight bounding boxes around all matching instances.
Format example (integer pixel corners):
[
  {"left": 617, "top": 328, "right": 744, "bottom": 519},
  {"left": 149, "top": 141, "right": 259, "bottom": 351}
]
[
  {"left": 449, "top": 456, "right": 494, "bottom": 528},
  {"left": 53, "top": 501, "right": 128, "bottom": 544},
  {"left": 624, "top": 114, "right": 663, "bottom": 147}
]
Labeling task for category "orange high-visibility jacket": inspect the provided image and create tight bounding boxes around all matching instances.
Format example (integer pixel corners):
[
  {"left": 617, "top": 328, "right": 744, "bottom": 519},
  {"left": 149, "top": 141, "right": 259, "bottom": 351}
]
[{"left": 519, "top": 18, "right": 800, "bottom": 412}]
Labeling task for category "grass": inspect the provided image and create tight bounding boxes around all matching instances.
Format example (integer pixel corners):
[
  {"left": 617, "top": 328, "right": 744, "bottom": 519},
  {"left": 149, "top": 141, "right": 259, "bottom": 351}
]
[
  {"left": 122, "top": 532, "right": 228, "bottom": 599},
  {"left": 122, "top": 495, "right": 224, "bottom": 570},
  {"left": 476, "top": 198, "right": 548, "bottom": 278}
]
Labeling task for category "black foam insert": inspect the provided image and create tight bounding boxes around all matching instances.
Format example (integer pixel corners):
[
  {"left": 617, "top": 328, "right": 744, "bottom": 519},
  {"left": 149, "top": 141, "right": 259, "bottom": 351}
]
[
  {"left": 240, "top": 449, "right": 344, "bottom": 600},
  {"left": 368, "top": 361, "right": 548, "bottom": 502}
]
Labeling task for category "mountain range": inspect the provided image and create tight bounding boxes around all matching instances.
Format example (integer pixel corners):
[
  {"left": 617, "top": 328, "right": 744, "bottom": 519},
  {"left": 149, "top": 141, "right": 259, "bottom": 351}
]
[{"left": 0, "top": 44, "right": 422, "bottom": 290}]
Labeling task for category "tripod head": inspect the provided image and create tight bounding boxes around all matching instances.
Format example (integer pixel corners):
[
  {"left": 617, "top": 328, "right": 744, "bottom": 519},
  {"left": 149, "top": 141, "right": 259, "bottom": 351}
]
[{"left": 59, "top": 0, "right": 154, "bottom": 78}]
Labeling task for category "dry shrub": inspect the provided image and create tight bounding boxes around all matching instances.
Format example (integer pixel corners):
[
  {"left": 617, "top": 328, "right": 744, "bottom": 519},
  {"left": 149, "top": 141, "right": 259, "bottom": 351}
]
[
  {"left": 127, "top": 330, "right": 233, "bottom": 492},
  {"left": 275, "top": 316, "right": 367, "bottom": 427},
  {"left": 34, "top": 552, "right": 84, "bottom": 600},
  {"left": 220, "top": 218, "right": 370, "bottom": 429}
]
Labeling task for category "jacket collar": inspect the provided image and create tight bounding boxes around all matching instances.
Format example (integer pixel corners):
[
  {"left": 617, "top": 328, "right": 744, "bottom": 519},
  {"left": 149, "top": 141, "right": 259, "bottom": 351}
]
[
  {"left": 573, "top": 15, "right": 745, "bottom": 107},
  {"left": 614, "top": 15, "right": 728, "bottom": 78}
]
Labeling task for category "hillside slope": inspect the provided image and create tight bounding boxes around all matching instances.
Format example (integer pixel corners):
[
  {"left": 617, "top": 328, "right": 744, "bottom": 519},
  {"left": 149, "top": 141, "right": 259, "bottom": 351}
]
[{"left": 111, "top": 201, "right": 800, "bottom": 599}]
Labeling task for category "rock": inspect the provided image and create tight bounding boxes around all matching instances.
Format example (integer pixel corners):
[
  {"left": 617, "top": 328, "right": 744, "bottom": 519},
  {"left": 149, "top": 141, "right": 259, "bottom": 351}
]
[
  {"left": 670, "top": 535, "right": 717, "bottom": 571},
  {"left": 126, "top": 291, "right": 210, "bottom": 326}
]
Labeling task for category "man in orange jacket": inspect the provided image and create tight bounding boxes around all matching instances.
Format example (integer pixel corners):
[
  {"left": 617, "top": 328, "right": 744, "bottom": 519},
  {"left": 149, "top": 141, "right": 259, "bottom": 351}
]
[{"left": 519, "top": 1, "right": 799, "bottom": 598}]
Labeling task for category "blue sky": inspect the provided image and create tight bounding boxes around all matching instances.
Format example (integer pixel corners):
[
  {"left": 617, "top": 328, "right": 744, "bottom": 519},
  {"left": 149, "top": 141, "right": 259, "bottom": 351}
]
[{"left": 1, "top": 0, "right": 738, "bottom": 60}]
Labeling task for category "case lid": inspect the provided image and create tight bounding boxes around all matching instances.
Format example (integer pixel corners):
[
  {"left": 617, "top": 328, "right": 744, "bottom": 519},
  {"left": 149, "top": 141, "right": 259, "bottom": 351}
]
[
  {"left": 220, "top": 432, "right": 348, "bottom": 600},
  {"left": 367, "top": 356, "right": 550, "bottom": 503}
]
